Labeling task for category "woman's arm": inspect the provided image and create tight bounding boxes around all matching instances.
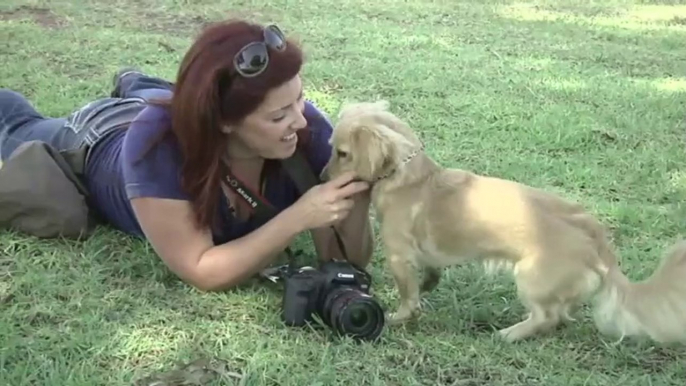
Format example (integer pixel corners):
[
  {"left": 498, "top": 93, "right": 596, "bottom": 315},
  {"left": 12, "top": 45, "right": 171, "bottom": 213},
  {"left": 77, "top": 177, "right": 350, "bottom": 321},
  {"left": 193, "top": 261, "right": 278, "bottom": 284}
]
[
  {"left": 129, "top": 172, "right": 368, "bottom": 291},
  {"left": 130, "top": 197, "right": 306, "bottom": 291},
  {"left": 311, "top": 191, "right": 374, "bottom": 268}
]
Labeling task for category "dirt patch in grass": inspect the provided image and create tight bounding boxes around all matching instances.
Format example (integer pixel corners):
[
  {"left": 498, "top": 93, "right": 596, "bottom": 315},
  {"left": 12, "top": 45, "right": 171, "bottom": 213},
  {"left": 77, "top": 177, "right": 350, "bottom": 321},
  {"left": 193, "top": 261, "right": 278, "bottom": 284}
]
[
  {"left": 0, "top": 5, "right": 65, "bottom": 29},
  {"left": 133, "top": 9, "right": 279, "bottom": 36},
  {"left": 132, "top": 357, "right": 244, "bottom": 386},
  {"left": 669, "top": 16, "right": 686, "bottom": 26},
  {"left": 140, "top": 13, "right": 211, "bottom": 36}
]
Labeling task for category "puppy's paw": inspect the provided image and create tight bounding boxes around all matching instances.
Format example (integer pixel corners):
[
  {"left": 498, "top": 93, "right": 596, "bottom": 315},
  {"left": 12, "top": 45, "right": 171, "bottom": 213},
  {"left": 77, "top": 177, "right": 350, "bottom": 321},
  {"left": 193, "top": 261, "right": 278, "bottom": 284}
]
[
  {"left": 386, "top": 312, "right": 409, "bottom": 326},
  {"left": 497, "top": 319, "right": 542, "bottom": 342},
  {"left": 386, "top": 306, "right": 421, "bottom": 326},
  {"left": 498, "top": 325, "right": 525, "bottom": 343}
]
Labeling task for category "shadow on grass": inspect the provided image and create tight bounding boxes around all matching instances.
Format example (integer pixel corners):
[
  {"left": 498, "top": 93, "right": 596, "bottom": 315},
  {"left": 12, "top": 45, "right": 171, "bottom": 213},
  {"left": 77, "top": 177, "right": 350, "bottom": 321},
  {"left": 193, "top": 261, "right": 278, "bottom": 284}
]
[
  {"left": 4, "top": 222, "right": 682, "bottom": 384},
  {"left": 472, "top": 6, "right": 686, "bottom": 250},
  {"left": 0, "top": 226, "right": 281, "bottom": 383}
]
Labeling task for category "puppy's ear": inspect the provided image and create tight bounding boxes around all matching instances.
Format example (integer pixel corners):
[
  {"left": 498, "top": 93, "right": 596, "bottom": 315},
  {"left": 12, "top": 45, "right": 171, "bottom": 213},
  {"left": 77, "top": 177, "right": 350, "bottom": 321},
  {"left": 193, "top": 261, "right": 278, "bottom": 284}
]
[
  {"left": 350, "top": 124, "right": 412, "bottom": 181},
  {"left": 349, "top": 126, "right": 388, "bottom": 181}
]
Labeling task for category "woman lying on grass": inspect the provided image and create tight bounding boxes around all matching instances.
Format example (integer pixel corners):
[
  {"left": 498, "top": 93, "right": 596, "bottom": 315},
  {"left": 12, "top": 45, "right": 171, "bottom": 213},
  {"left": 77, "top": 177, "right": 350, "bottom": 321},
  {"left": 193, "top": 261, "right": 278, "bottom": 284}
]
[{"left": 0, "top": 19, "right": 374, "bottom": 291}]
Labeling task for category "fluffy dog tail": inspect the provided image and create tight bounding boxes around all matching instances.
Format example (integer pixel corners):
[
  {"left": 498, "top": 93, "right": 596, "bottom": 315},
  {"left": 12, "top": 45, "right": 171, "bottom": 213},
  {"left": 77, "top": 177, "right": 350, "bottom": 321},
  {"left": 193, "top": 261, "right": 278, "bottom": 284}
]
[{"left": 591, "top": 238, "right": 686, "bottom": 344}]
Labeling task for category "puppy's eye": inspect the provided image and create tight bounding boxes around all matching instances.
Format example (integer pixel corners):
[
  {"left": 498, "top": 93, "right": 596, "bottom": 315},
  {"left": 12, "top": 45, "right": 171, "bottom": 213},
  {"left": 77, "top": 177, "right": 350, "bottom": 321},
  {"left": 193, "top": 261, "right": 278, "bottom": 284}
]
[{"left": 336, "top": 150, "right": 348, "bottom": 158}]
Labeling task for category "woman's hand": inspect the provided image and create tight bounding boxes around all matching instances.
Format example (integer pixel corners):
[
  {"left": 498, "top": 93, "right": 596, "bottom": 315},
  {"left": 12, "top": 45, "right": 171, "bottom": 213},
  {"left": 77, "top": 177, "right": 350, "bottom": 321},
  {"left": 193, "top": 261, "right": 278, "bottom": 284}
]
[{"left": 289, "top": 171, "right": 370, "bottom": 232}]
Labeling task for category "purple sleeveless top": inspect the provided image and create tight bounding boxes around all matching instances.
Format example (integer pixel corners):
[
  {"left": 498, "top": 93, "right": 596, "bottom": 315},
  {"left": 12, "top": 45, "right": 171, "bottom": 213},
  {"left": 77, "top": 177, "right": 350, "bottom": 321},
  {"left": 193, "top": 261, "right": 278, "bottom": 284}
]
[{"left": 84, "top": 100, "right": 333, "bottom": 244}]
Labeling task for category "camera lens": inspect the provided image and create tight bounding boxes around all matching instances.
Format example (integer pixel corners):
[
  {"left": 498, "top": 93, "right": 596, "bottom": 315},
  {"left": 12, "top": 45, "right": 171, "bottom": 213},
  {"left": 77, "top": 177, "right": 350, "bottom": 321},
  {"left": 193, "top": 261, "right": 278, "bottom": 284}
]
[
  {"left": 349, "top": 306, "right": 369, "bottom": 328},
  {"left": 322, "top": 288, "right": 384, "bottom": 341}
]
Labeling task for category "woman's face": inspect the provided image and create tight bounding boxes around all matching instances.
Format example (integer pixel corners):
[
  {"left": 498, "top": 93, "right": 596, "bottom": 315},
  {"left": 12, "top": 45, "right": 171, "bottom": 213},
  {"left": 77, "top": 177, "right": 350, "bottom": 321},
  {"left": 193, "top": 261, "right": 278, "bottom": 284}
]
[{"left": 225, "top": 74, "right": 307, "bottom": 160}]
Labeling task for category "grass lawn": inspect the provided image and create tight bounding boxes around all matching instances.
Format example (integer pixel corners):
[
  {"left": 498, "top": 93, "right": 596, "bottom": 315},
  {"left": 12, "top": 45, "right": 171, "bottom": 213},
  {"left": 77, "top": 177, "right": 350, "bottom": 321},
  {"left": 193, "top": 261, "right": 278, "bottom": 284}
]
[{"left": 2, "top": 0, "right": 686, "bottom": 384}]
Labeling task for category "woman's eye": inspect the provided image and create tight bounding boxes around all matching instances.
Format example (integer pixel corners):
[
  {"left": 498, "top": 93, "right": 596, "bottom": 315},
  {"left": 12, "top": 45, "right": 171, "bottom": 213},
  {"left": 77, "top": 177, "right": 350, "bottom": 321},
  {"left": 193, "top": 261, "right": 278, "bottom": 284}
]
[
  {"left": 272, "top": 115, "right": 285, "bottom": 123},
  {"left": 337, "top": 150, "right": 348, "bottom": 158}
]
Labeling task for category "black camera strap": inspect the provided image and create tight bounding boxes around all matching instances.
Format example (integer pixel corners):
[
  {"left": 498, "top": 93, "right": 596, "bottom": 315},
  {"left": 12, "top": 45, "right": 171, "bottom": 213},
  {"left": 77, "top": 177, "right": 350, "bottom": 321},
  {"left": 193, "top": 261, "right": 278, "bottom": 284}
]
[
  {"left": 224, "top": 149, "right": 351, "bottom": 273},
  {"left": 224, "top": 166, "right": 279, "bottom": 225},
  {"left": 280, "top": 152, "right": 351, "bottom": 263}
]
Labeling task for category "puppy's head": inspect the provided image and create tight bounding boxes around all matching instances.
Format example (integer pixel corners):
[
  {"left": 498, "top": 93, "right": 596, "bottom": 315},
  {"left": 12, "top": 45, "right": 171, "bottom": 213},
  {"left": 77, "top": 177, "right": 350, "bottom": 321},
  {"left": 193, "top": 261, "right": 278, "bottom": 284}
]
[
  {"left": 322, "top": 100, "right": 420, "bottom": 182},
  {"left": 335, "top": 100, "right": 391, "bottom": 120}
]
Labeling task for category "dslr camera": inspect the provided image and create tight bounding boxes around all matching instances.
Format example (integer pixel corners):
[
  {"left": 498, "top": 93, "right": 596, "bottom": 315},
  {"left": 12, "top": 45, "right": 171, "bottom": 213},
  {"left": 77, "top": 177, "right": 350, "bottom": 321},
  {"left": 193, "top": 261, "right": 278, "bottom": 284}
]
[{"left": 281, "top": 260, "right": 385, "bottom": 341}]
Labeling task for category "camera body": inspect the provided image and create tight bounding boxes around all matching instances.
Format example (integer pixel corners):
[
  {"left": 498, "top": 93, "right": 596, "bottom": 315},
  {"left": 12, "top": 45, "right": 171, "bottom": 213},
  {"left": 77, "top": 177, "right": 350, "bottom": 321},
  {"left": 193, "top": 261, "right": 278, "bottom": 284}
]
[{"left": 281, "top": 260, "right": 385, "bottom": 341}]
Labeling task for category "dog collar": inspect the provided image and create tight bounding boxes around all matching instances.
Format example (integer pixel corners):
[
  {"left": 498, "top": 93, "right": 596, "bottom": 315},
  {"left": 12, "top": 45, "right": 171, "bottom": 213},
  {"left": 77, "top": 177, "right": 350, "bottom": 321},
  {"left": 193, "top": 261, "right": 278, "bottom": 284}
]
[{"left": 373, "top": 144, "right": 424, "bottom": 182}]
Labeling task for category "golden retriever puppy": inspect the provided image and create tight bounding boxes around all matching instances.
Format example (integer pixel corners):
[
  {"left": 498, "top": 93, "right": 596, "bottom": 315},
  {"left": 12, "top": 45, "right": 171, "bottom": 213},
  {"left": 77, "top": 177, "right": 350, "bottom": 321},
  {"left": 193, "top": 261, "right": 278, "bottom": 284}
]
[{"left": 322, "top": 100, "right": 686, "bottom": 344}]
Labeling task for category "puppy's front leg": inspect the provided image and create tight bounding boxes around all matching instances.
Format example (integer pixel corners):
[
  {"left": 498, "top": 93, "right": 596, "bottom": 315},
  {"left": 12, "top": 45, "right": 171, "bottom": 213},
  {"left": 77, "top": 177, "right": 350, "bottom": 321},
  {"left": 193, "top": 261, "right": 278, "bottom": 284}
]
[{"left": 386, "top": 253, "right": 421, "bottom": 325}]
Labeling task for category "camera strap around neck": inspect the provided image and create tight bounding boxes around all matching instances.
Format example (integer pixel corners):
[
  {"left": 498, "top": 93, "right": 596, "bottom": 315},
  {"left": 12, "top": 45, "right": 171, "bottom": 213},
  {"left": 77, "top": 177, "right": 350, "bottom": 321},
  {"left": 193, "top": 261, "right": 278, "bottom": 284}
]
[{"left": 224, "top": 150, "right": 351, "bottom": 271}]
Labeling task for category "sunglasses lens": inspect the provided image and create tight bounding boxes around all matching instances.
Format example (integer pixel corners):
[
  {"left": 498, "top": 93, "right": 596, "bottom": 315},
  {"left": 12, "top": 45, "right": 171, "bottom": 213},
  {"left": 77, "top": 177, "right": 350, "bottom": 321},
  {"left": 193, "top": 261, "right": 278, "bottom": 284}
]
[
  {"left": 233, "top": 25, "right": 287, "bottom": 77},
  {"left": 264, "top": 25, "right": 286, "bottom": 51},
  {"left": 234, "top": 43, "right": 268, "bottom": 76}
]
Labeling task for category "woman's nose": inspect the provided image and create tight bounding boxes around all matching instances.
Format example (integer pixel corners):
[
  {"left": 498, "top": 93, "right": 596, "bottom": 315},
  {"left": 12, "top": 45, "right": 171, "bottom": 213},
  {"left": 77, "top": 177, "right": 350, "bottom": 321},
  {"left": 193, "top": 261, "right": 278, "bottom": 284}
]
[{"left": 292, "top": 109, "right": 307, "bottom": 129}]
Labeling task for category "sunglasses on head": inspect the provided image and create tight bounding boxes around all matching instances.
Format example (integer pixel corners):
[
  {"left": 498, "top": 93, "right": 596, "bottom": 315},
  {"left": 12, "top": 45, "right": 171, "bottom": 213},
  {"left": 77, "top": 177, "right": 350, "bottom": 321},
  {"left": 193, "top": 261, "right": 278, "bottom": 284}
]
[{"left": 233, "top": 24, "right": 287, "bottom": 78}]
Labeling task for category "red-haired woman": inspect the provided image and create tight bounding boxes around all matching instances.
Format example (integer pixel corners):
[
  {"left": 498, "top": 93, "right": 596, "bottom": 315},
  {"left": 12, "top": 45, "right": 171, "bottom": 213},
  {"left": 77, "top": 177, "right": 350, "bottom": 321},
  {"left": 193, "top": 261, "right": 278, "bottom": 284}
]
[{"left": 0, "top": 20, "right": 373, "bottom": 291}]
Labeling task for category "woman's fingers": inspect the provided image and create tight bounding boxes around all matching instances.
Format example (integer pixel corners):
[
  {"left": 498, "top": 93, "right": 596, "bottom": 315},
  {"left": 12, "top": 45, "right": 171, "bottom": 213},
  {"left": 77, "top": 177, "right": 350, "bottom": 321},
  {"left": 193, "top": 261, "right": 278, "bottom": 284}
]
[
  {"left": 329, "top": 199, "right": 354, "bottom": 223},
  {"left": 338, "top": 198, "right": 355, "bottom": 211},
  {"left": 335, "top": 181, "right": 369, "bottom": 200},
  {"left": 330, "top": 199, "right": 354, "bottom": 214},
  {"left": 326, "top": 171, "right": 358, "bottom": 188}
]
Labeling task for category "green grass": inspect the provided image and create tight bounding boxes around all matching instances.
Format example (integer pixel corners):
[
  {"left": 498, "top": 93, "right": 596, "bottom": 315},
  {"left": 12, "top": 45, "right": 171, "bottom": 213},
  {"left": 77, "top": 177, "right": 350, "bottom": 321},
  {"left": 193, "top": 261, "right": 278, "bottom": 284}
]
[{"left": 2, "top": 0, "right": 686, "bottom": 384}]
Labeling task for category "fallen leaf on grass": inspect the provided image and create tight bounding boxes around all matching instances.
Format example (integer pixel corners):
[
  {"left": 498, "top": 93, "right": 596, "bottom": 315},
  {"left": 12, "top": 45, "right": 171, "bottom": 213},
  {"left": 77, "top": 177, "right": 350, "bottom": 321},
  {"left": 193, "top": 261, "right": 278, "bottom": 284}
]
[{"left": 134, "top": 357, "right": 243, "bottom": 386}]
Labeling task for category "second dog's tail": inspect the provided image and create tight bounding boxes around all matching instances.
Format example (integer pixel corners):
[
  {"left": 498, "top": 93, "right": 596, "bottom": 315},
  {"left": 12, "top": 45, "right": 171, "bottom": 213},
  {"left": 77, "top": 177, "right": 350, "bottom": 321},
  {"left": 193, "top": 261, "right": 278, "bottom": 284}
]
[{"left": 591, "top": 238, "right": 686, "bottom": 344}]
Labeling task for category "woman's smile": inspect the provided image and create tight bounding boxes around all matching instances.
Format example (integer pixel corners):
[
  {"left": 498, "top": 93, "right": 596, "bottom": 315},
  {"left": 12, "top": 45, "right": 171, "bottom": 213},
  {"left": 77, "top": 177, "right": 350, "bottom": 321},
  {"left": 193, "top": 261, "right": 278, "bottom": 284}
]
[{"left": 280, "top": 132, "right": 297, "bottom": 142}]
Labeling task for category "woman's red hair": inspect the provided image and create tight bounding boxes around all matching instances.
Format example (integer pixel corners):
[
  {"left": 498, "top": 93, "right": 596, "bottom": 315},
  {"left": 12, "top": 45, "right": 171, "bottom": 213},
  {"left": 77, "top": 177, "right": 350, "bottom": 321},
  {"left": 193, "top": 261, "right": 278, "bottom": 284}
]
[{"left": 150, "top": 19, "right": 308, "bottom": 231}]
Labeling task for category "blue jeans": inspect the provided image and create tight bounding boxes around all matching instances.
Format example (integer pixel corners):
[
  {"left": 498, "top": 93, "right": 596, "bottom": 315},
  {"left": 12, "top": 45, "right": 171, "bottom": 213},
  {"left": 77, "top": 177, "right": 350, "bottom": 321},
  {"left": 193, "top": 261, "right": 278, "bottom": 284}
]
[{"left": 0, "top": 72, "right": 174, "bottom": 162}]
